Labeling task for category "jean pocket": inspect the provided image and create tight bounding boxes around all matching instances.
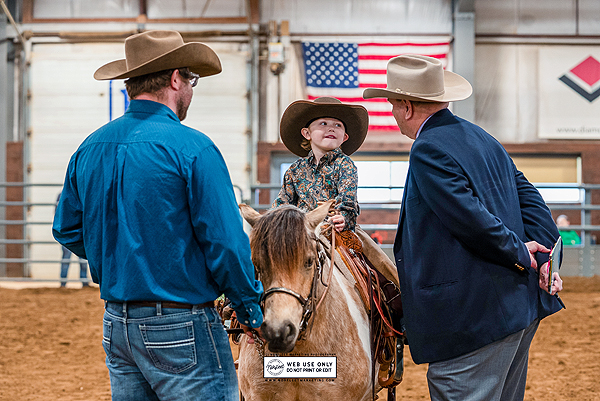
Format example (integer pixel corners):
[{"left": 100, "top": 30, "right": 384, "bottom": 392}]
[
  {"left": 204, "top": 309, "right": 225, "bottom": 370},
  {"left": 139, "top": 321, "right": 197, "bottom": 374},
  {"left": 102, "top": 319, "right": 113, "bottom": 360}
]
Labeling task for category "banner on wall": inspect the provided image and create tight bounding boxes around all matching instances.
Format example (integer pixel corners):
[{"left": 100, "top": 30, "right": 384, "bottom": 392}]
[
  {"left": 301, "top": 38, "right": 451, "bottom": 132},
  {"left": 539, "top": 47, "right": 600, "bottom": 139}
]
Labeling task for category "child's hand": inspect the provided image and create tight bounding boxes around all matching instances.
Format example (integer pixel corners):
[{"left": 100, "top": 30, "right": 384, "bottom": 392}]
[{"left": 328, "top": 214, "right": 345, "bottom": 232}]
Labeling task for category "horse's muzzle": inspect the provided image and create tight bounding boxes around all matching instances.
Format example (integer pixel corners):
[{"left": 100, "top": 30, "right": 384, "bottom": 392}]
[{"left": 262, "top": 319, "right": 298, "bottom": 353}]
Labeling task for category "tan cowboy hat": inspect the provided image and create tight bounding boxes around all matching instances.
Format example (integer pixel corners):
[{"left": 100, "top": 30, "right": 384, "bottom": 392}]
[
  {"left": 363, "top": 54, "right": 472, "bottom": 102},
  {"left": 280, "top": 97, "right": 368, "bottom": 157},
  {"left": 94, "top": 30, "right": 222, "bottom": 80}
]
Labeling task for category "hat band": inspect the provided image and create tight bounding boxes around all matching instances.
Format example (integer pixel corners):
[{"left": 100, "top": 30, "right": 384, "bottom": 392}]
[{"left": 394, "top": 88, "right": 445, "bottom": 97}]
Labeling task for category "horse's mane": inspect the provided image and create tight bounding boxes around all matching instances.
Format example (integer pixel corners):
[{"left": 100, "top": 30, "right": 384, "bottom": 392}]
[{"left": 249, "top": 205, "right": 312, "bottom": 276}]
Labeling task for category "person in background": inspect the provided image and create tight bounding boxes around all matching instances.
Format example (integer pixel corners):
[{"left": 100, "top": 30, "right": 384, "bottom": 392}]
[
  {"left": 363, "top": 54, "right": 564, "bottom": 401},
  {"left": 56, "top": 192, "right": 89, "bottom": 288},
  {"left": 53, "top": 30, "right": 263, "bottom": 401},
  {"left": 556, "top": 214, "right": 581, "bottom": 246}
]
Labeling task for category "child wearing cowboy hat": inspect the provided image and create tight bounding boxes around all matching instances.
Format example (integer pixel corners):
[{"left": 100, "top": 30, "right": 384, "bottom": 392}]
[{"left": 272, "top": 97, "right": 368, "bottom": 232}]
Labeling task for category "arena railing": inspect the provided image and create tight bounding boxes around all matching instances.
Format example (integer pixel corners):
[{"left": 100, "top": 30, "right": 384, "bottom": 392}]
[
  {"left": 249, "top": 183, "right": 600, "bottom": 277},
  {"left": 0, "top": 182, "right": 598, "bottom": 282}
]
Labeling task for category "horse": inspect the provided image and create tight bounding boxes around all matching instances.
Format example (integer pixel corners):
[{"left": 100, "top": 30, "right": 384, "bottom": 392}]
[{"left": 237, "top": 201, "right": 374, "bottom": 401}]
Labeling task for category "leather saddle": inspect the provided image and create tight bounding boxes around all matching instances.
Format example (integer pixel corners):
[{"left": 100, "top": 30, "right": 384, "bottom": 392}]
[{"left": 327, "top": 228, "right": 405, "bottom": 389}]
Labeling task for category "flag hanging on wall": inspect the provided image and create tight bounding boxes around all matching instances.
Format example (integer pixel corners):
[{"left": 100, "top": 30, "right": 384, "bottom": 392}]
[{"left": 302, "top": 39, "right": 451, "bottom": 132}]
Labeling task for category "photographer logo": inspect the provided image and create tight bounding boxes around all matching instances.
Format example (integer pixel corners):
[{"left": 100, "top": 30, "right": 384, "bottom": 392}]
[{"left": 265, "top": 358, "right": 285, "bottom": 376}]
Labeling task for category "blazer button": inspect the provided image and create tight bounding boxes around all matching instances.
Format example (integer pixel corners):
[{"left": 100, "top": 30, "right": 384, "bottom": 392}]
[{"left": 397, "top": 258, "right": 402, "bottom": 263}]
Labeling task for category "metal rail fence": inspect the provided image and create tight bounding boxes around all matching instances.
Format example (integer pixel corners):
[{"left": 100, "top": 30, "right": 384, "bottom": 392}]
[
  {"left": 248, "top": 183, "right": 600, "bottom": 277},
  {"left": 1, "top": 182, "right": 598, "bottom": 283},
  {"left": 0, "top": 182, "right": 94, "bottom": 284}
]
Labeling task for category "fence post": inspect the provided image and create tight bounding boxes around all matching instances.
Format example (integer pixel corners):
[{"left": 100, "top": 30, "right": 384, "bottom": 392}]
[
  {"left": 6, "top": 148, "right": 24, "bottom": 276},
  {"left": 580, "top": 186, "right": 595, "bottom": 276},
  {"left": 0, "top": 13, "right": 7, "bottom": 276}
]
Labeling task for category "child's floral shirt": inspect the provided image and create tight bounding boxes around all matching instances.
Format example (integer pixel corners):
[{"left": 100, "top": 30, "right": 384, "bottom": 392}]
[{"left": 272, "top": 148, "right": 359, "bottom": 231}]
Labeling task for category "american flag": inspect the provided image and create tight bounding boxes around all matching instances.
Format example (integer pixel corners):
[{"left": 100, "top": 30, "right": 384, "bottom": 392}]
[{"left": 302, "top": 39, "right": 451, "bottom": 131}]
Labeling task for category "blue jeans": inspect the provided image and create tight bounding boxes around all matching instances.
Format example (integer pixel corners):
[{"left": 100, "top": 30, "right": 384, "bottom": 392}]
[
  {"left": 103, "top": 302, "right": 238, "bottom": 401},
  {"left": 60, "top": 246, "right": 88, "bottom": 286}
]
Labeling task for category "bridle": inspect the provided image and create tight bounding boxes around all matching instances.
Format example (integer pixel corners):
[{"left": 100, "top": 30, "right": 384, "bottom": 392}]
[{"left": 259, "top": 227, "right": 336, "bottom": 341}]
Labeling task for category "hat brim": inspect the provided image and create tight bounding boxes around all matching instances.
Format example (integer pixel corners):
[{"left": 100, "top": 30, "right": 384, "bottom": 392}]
[
  {"left": 280, "top": 101, "right": 369, "bottom": 157},
  {"left": 363, "top": 70, "right": 472, "bottom": 102},
  {"left": 94, "top": 42, "right": 222, "bottom": 80}
]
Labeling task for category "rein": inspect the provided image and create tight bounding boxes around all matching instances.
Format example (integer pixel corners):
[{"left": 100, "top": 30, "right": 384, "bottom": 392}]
[
  {"left": 259, "top": 224, "right": 336, "bottom": 342},
  {"left": 316, "top": 225, "right": 335, "bottom": 310}
]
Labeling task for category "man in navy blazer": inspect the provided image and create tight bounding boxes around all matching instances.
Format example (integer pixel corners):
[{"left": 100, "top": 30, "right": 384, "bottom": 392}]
[{"left": 364, "top": 55, "right": 564, "bottom": 401}]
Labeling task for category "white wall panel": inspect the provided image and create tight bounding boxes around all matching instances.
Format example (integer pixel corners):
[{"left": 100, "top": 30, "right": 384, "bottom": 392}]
[
  {"left": 476, "top": 0, "right": 577, "bottom": 35},
  {"left": 33, "top": 0, "right": 138, "bottom": 18},
  {"left": 147, "top": 0, "right": 246, "bottom": 19},
  {"left": 475, "top": 45, "right": 518, "bottom": 141},
  {"left": 475, "top": 44, "right": 540, "bottom": 143},
  {"left": 262, "top": 0, "right": 452, "bottom": 34},
  {"left": 27, "top": 41, "right": 248, "bottom": 279},
  {"left": 579, "top": 0, "right": 600, "bottom": 35}
]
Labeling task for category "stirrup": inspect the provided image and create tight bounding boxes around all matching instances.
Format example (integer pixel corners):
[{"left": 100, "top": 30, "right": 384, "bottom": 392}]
[
  {"left": 393, "top": 336, "right": 405, "bottom": 383},
  {"left": 378, "top": 336, "right": 404, "bottom": 388}
]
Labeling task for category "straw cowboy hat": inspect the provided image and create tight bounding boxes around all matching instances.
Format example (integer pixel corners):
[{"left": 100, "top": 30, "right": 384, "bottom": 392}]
[
  {"left": 363, "top": 54, "right": 472, "bottom": 102},
  {"left": 280, "top": 97, "right": 368, "bottom": 157},
  {"left": 94, "top": 30, "right": 222, "bottom": 80}
]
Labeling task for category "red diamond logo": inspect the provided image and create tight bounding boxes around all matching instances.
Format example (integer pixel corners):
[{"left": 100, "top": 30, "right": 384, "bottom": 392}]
[
  {"left": 559, "top": 55, "right": 600, "bottom": 102},
  {"left": 570, "top": 56, "right": 600, "bottom": 87}
]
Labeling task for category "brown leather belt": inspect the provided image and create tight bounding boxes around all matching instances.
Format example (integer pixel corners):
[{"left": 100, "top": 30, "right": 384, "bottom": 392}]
[{"left": 127, "top": 301, "right": 214, "bottom": 309}]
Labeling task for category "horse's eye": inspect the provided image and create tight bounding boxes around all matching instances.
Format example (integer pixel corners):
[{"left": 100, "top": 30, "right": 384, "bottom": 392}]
[{"left": 305, "top": 257, "right": 314, "bottom": 269}]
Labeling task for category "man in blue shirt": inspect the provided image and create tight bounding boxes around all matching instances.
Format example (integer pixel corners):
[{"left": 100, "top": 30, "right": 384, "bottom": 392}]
[{"left": 53, "top": 30, "right": 263, "bottom": 401}]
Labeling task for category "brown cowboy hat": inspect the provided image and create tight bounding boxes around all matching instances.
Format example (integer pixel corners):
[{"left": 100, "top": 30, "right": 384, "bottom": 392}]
[
  {"left": 94, "top": 30, "right": 222, "bottom": 80},
  {"left": 280, "top": 97, "right": 368, "bottom": 157},
  {"left": 363, "top": 54, "right": 472, "bottom": 102}
]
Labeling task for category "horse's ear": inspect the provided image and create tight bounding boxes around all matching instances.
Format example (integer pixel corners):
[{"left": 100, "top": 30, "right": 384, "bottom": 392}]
[
  {"left": 306, "top": 199, "right": 335, "bottom": 231},
  {"left": 239, "top": 203, "right": 262, "bottom": 227}
]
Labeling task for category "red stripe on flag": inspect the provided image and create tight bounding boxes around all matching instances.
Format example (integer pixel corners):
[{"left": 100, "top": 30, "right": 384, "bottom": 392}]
[
  {"left": 368, "top": 125, "right": 400, "bottom": 131},
  {"left": 307, "top": 95, "right": 391, "bottom": 103},
  {"left": 368, "top": 111, "right": 393, "bottom": 116},
  {"left": 358, "top": 83, "right": 387, "bottom": 88},
  {"left": 359, "top": 69, "right": 387, "bottom": 75},
  {"left": 359, "top": 42, "right": 450, "bottom": 47},
  {"left": 359, "top": 53, "right": 447, "bottom": 61}
]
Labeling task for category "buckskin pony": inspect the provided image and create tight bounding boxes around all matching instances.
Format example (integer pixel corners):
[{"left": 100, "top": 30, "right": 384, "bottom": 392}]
[{"left": 237, "top": 201, "right": 379, "bottom": 400}]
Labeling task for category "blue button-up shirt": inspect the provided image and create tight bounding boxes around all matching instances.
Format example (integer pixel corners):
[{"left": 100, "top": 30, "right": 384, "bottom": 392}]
[{"left": 53, "top": 100, "right": 263, "bottom": 327}]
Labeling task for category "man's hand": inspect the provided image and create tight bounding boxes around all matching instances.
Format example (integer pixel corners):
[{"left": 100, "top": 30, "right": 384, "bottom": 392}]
[
  {"left": 538, "top": 262, "right": 564, "bottom": 295},
  {"left": 525, "top": 241, "right": 563, "bottom": 295},
  {"left": 239, "top": 323, "right": 263, "bottom": 344},
  {"left": 524, "top": 241, "right": 550, "bottom": 271}
]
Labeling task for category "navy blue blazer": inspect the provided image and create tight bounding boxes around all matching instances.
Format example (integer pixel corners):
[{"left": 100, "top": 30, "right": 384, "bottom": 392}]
[{"left": 395, "top": 109, "right": 563, "bottom": 364}]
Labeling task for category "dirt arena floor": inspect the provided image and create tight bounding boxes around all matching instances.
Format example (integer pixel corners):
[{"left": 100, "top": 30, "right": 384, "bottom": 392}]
[{"left": 1, "top": 276, "right": 599, "bottom": 401}]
